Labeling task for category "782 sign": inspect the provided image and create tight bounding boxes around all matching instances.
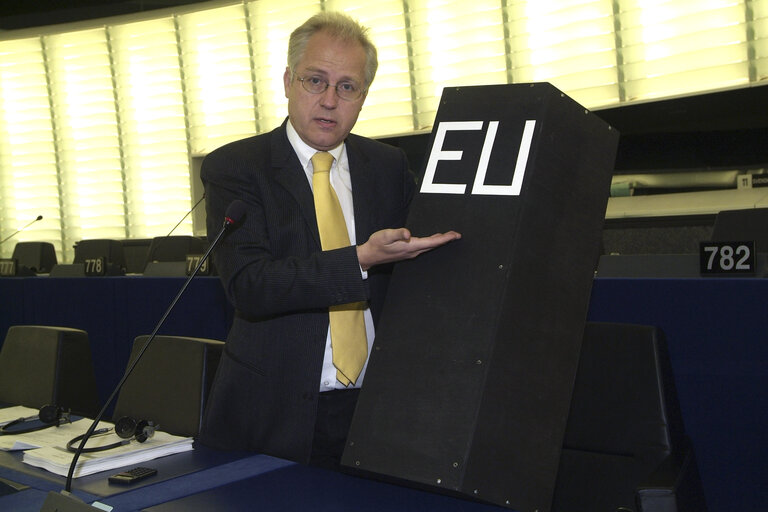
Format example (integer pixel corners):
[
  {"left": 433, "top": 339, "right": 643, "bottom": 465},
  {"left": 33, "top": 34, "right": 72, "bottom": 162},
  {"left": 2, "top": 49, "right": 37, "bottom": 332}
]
[{"left": 700, "top": 241, "right": 755, "bottom": 275}]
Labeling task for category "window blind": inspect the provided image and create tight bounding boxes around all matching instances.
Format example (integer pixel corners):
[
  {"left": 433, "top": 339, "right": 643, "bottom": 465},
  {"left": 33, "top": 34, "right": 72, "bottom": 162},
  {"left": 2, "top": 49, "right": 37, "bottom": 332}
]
[
  {"left": 110, "top": 17, "right": 192, "bottom": 239},
  {"left": 45, "top": 28, "right": 125, "bottom": 262},
  {"left": 179, "top": 3, "right": 258, "bottom": 155},
  {"left": 0, "top": 37, "right": 60, "bottom": 259},
  {"left": 618, "top": 0, "right": 756, "bottom": 100},
  {"left": 407, "top": 0, "right": 509, "bottom": 130},
  {"left": 750, "top": 0, "right": 768, "bottom": 79},
  {"left": 506, "top": 0, "right": 620, "bottom": 108}
]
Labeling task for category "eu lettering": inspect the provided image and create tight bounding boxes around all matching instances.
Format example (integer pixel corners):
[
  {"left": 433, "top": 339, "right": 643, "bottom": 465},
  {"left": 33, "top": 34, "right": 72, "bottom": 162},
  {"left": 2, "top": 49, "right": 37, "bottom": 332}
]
[{"left": 420, "top": 120, "right": 536, "bottom": 195}]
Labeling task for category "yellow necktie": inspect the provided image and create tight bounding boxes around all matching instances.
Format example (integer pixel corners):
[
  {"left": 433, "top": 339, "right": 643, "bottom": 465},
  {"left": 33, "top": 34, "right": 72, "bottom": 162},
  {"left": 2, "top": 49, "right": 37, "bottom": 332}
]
[{"left": 311, "top": 151, "right": 368, "bottom": 386}]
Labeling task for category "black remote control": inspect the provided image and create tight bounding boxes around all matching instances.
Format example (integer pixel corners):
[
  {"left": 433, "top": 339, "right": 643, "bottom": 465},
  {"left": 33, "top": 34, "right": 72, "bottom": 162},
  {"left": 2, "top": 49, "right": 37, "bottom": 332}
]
[{"left": 108, "top": 466, "right": 157, "bottom": 485}]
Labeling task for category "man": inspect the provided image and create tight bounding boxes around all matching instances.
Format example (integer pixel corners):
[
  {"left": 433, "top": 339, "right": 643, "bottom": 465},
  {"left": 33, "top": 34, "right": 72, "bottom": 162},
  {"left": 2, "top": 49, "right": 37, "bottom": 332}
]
[{"left": 198, "top": 11, "right": 460, "bottom": 466}]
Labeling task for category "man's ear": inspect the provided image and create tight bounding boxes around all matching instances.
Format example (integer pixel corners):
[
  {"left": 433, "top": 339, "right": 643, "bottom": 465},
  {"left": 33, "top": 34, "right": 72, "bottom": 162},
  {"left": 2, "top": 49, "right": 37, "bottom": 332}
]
[{"left": 283, "top": 67, "right": 292, "bottom": 98}]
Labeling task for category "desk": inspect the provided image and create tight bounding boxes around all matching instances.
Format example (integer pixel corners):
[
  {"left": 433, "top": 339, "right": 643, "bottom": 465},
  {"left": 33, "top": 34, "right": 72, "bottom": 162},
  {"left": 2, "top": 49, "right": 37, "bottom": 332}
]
[
  {"left": 0, "top": 445, "right": 293, "bottom": 512},
  {"left": 2, "top": 276, "right": 766, "bottom": 511},
  {"left": 0, "top": 450, "right": 506, "bottom": 512},
  {"left": 144, "top": 463, "right": 504, "bottom": 512}
]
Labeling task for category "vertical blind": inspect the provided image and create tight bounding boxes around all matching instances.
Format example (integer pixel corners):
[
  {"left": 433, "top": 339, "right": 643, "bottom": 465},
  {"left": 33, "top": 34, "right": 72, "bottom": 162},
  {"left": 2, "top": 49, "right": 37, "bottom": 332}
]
[
  {"left": 46, "top": 28, "right": 125, "bottom": 255},
  {"left": 1, "top": 0, "right": 766, "bottom": 262}
]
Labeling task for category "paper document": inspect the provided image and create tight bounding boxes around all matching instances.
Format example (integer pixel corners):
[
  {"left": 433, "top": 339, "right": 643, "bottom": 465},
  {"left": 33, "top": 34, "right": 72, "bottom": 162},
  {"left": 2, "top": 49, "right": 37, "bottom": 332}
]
[
  {"left": 0, "top": 405, "right": 41, "bottom": 427},
  {"left": 0, "top": 417, "right": 90, "bottom": 451}
]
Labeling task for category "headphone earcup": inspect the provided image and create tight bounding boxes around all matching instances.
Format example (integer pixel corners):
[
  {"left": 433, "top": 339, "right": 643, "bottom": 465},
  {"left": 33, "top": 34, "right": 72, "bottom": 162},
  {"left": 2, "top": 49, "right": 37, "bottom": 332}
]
[
  {"left": 38, "top": 404, "right": 62, "bottom": 424},
  {"left": 134, "top": 419, "right": 155, "bottom": 443},
  {"left": 114, "top": 416, "right": 138, "bottom": 439},
  {"left": 114, "top": 416, "right": 155, "bottom": 442}
]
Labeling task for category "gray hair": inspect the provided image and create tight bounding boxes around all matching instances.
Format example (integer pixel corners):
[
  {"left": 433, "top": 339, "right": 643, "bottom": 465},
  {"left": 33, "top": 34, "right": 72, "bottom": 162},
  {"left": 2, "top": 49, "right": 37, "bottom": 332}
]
[{"left": 287, "top": 11, "right": 378, "bottom": 89}]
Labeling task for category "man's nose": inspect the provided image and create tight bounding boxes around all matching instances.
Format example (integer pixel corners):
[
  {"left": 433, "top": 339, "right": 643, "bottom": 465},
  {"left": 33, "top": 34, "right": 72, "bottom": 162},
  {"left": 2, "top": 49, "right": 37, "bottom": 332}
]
[{"left": 319, "top": 85, "right": 339, "bottom": 107}]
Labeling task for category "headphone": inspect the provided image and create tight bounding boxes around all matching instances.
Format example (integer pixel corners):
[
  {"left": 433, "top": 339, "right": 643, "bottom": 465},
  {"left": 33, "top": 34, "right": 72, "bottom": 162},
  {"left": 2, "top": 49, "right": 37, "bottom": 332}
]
[
  {"left": 0, "top": 404, "right": 71, "bottom": 435},
  {"left": 66, "top": 416, "right": 156, "bottom": 453}
]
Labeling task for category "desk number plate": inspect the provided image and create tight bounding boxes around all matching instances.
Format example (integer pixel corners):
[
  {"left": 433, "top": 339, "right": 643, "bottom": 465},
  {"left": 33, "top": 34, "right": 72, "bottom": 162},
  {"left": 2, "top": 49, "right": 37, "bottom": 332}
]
[
  {"left": 186, "top": 254, "right": 210, "bottom": 276},
  {"left": 700, "top": 241, "right": 755, "bottom": 275},
  {"left": 0, "top": 258, "right": 17, "bottom": 277},
  {"left": 84, "top": 256, "right": 107, "bottom": 276}
]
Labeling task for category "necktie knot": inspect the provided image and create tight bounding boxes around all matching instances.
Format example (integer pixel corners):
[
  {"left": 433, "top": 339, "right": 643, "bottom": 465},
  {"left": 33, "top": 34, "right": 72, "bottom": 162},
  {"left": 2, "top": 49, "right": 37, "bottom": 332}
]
[{"left": 311, "top": 151, "right": 334, "bottom": 174}]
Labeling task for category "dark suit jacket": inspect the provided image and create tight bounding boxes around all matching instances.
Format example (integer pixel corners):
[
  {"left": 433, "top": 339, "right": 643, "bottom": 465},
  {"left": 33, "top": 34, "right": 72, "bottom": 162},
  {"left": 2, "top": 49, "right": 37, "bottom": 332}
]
[{"left": 198, "top": 120, "right": 415, "bottom": 463}]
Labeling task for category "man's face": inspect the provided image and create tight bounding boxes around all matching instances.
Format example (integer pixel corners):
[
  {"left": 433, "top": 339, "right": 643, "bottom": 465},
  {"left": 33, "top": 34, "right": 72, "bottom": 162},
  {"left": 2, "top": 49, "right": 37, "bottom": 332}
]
[{"left": 284, "top": 31, "right": 368, "bottom": 151}]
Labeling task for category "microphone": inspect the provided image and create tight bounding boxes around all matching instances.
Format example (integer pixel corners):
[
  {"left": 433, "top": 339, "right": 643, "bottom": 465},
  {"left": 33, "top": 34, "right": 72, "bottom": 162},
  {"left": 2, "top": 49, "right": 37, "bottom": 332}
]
[
  {"left": 39, "top": 200, "right": 246, "bottom": 512},
  {"left": 0, "top": 215, "right": 43, "bottom": 245}
]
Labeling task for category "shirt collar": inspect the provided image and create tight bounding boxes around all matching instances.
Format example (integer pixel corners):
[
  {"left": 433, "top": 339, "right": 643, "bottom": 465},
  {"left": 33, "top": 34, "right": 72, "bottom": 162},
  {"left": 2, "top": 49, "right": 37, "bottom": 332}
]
[{"left": 286, "top": 119, "right": 344, "bottom": 171}]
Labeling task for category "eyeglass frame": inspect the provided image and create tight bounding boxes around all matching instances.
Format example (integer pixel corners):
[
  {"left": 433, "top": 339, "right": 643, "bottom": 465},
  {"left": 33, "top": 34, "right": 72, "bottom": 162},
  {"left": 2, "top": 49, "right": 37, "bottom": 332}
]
[{"left": 294, "top": 74, "right": 367, "bottom": 101}]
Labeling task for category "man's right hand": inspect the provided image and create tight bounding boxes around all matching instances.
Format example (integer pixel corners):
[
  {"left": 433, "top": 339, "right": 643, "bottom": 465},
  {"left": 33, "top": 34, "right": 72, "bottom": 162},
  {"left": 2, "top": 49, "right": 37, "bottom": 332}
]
[{"left": 356, "top": 228, "right": 461, "bottom": 271}]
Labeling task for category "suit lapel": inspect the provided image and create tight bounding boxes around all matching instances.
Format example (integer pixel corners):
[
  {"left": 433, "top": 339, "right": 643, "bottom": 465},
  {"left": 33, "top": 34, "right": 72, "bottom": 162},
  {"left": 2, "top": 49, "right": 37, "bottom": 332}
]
[
  {"left": 270, "top": 123, "right": 321, "bottom": 247},
  {"left": 346, "top": 136, "right": 377, "bottom": 242}
]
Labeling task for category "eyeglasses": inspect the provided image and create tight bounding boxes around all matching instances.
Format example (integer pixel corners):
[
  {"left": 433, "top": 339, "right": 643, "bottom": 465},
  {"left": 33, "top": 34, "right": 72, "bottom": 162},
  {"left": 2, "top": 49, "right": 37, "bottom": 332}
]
[{"left": 296, "top": 75, "right": 365, "bottom": 101}]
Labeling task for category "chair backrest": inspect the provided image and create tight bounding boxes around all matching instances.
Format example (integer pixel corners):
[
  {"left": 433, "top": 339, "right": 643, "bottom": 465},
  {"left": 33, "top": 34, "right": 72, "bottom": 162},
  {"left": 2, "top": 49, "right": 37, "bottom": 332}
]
[
  {"left": 11, "top": 242, "right": 57, "bottom": 274},
  {"left": 711, "top": 207, "right": 768, "bottom": 253},
  {"left": 144, "top": 236, "right": 206, "bottom": 265},
  {"left": 553, "top": 322, "right": 690, "bottom": 511},
  {"left": 142, "top": 236, "right": 207, "bottom": 276},
  {"left": 0, "top": 325, "right": 99, "bottom": 416},
  {"left": 112, "top": 335, "right": 224, "bottom": 438},
  {"left": 120, "top": 238, "right": 152, "bottom": 274},
  {"left": 563, "top": 322, "right": 685, "bottom": 462}
]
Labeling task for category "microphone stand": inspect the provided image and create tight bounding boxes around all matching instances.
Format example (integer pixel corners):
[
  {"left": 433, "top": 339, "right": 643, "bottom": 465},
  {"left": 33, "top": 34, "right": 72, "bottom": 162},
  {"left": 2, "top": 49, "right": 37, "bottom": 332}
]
[
  {"left": 0, "top": 215, "right": 43, "bottom": 245},
  {"left": 39, "top": 206, "right": 242, "bottom": 512},
  {"left": 145, "top": 194, "right": 206, "bottom": 263},
  {"left": 165, "top": 194, "right": 205, "bottom": 238}
]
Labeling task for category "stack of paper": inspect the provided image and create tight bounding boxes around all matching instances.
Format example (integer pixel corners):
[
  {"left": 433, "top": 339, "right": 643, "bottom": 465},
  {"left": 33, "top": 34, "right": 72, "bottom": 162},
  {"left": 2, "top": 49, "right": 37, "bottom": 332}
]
[{"left": 23, "top": 427, "right": 193, "bottom": 477}]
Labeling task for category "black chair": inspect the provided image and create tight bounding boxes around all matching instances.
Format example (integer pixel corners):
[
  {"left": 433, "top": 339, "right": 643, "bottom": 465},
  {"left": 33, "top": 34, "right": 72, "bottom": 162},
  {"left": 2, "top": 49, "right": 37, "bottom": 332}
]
[
  {"left": 111, "top": 335, "right": 224, "bottom": 438},
  {"left": 711, "top": 207, "right": 768, "bottom": 253},
  {"left": 553, "top": 322, "right": 707, "bottom": 512},
  {"left": 10, "top": 241, "right": 57, "bottom": 274},
  {"left": 142, "top": 235, "right": 207, "bottom": 276},
  {"left": 120, "top": 238, "right": 152, "bottom": 274},
  {"left": 0, "top": 325, "right": 99, "bottom": 417},
  {"left": 74, "top": 239, "right": 127, "bottom": 275}
]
